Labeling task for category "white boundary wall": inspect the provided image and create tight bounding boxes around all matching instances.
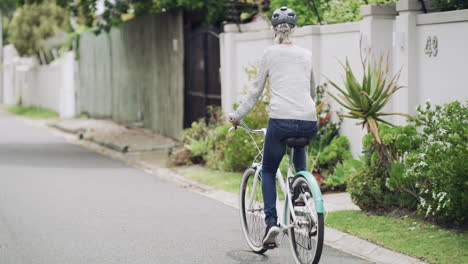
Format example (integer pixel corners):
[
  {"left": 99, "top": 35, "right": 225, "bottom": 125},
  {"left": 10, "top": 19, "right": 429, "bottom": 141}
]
[
  {"left": 220, "top": 0, "right": 468, "bottom": 158},
  {"left": 2, "top": 47, "right": 76, "bottom": 118},
  {"left": 414, "top": 10, "right": 468, "bottom": 107}
]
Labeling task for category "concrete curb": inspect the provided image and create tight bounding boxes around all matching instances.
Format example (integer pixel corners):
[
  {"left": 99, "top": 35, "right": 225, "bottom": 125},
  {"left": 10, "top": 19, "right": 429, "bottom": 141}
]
[
  {"left": 88, "top": 137, "right": 129, "bottom": 153},
  {"left": 43, "top": 120, "right": 427, "bottom": 264},
  {"left": 50, "top": 120, "right": 175, "bottom": 153},
  {"left": 324, "top": 227, "right": 427, "bottom": 264},
  {"left": 49, "top": 123, "right": 86, "bottom": 135}
]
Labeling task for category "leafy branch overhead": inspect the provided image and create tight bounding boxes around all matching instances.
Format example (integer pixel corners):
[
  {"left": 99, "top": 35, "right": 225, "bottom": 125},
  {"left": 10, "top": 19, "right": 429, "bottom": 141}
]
[{"left": 73, "top": 0, "right": 231, "bottom": 30}]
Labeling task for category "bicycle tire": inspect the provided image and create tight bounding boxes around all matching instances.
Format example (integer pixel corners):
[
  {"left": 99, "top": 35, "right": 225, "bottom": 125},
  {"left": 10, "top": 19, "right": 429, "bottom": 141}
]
[
  {"left": 287, "top": 175, "right": 324, "bottom": 264},
  {"left": 239, "top": 167, "right": 268, "bottom": 254}
]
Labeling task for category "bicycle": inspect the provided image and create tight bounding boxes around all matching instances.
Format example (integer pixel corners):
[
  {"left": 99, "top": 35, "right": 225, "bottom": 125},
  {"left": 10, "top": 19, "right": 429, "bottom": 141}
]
[{"left": 230, "top": 120, "right": 324, "bottom": 264}]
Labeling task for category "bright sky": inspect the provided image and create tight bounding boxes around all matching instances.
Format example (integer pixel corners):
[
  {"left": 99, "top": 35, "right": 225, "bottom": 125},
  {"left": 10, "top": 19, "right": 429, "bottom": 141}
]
[{"left": 95, "top": 0, "right": 115, "bottom": 15}]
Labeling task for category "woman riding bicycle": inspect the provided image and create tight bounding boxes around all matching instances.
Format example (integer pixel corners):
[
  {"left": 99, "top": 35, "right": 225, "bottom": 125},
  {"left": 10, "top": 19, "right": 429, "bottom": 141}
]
[{"left": 229, "top": 6, "right": 318, "bottom": 248}]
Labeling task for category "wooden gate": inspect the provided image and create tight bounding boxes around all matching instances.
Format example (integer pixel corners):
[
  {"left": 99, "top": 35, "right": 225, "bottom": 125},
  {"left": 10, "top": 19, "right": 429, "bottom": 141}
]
[{"left": 184, "top": 26, "right": 221, "bottom": 128}]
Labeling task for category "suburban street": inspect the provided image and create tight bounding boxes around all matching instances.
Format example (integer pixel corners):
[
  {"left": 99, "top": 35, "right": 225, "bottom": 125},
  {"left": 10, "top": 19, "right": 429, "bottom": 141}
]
[{"left": 0, "top": 111, "right": 372, "bottom": 264}]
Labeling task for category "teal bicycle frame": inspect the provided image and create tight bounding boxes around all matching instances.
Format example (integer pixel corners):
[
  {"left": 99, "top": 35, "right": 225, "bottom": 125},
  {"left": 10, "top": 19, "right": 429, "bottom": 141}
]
[{"left": 233, "top": 121, "right": 324, "bottom": 234}]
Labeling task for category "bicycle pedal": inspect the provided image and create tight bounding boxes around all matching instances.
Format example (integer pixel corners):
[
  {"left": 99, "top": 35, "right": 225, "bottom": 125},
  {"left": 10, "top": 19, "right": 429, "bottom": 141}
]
[{"left": 263, "top": 243, "right": 277, "bottom": 249}]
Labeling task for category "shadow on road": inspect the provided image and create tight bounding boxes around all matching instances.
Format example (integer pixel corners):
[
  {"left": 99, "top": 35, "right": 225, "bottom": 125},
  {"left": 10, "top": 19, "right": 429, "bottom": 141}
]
[{"left": 226, "top": 249, "right": 281, "bottom": 263}]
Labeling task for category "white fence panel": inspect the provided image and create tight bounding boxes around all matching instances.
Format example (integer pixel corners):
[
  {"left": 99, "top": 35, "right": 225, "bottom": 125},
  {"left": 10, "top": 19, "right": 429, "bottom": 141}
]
[
  {"left": 23, "top": 64, "right": 61, "bottom": 112},
  {"left": 2, "top": 47, "right": 76, "bottom": 118}
]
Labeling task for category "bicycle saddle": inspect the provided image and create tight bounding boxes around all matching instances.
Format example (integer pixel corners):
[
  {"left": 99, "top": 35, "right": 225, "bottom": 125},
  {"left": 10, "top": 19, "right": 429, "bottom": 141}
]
[{"left": 283, "top": 137, "right": 309, "bottom": 148}]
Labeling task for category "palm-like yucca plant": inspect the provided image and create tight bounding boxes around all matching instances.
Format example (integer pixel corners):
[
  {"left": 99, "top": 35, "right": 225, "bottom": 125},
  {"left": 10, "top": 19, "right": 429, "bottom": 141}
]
[{"left": 327, "top": 54, "right": 409, "bottom": 144}]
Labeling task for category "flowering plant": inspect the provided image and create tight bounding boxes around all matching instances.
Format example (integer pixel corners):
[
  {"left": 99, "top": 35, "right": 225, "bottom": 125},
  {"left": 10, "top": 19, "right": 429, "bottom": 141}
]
[{"left": 405, "top": 100, "right": 467, "bottom": 226}]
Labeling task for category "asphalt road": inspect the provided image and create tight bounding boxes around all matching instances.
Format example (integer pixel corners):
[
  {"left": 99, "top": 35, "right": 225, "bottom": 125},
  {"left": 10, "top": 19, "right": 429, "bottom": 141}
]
[{"left": 0, "top": 111, "right": 373, "bottom": 264}]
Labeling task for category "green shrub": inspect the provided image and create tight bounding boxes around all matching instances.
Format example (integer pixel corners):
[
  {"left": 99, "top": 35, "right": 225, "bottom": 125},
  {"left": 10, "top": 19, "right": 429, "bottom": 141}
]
[
  {"left": 347, "top": 165, "right": 388, "bottom": 211},
  {"left": 186, "top": 138, "right": 209, "bottom": 159},
  {"left": 351, "top": 101, "right": 468, "bottom": 225},
  {"left": 348, "top": 163, "right": 417, "bottom": 212},
  {"left": 316, "top": 136, "right": 352, "bottom": 174},
  {"left": 349, "top": 123, "right": 421, "bottom": 212},
  {"left": 219, "top": 129, "right": 261, "bottom": 171},
  {"left": 406, "top": 101, "right": 468, "bottom": 226},
  {"left": 323, "top": 159, "right": 362, "bottom": 191},
  {"left": 181, "top": 119, "right": 209, "bottom": 142},
  {"left": 181, "top": 117, "right": 210, "bottom": 163}
]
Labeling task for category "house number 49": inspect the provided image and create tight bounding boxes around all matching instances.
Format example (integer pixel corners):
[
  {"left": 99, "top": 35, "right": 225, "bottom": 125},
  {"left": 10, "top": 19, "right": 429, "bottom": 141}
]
[{"left": 425, "top": 36, "right": 438, "bottom": 57}]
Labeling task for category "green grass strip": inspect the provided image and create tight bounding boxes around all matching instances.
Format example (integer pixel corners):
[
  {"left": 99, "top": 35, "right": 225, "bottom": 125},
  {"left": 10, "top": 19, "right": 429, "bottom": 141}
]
[
  {"left": 180, "top": 167, "right": 285, "bottom": 199},
  {"left": 326, "top": 210, "right": 468, "bottom": 264},
  {"left": 180, "top": 167, "right": 243, "bottom": 194},
  {"left": 7, "top": 105, "right": 59, "bottom": 119}
]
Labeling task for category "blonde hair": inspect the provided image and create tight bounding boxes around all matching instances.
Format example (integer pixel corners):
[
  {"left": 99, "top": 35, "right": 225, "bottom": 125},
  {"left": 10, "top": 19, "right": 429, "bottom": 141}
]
[{"left": 274, "top": 23, "right": 295, "bottom": 44}]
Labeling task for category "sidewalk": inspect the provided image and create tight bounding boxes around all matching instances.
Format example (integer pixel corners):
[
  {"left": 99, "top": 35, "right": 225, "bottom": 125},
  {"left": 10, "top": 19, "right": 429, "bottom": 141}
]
[
  {"left": 50, "top": 117, "right": 426, "bottom": 264},
  {"left": 52, "top": 119, "right": 175, "bottom": 153}
]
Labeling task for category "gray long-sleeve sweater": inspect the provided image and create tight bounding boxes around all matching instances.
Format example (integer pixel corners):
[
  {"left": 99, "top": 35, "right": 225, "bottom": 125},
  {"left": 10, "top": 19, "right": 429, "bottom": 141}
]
[{"left": 230, "top": 44, "right": 317, "bottom": 122}]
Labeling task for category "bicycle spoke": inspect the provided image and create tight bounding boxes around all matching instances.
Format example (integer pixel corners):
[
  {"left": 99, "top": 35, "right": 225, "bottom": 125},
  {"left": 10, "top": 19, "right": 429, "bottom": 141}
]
[
  {"left": 293, "top": 222, "right": 316, "bottom": 262},
  {"left": 243, "top": 171, "right": 266, "bottom": 249},
  {"left": 288, "top": 176, "right": 324, "bottom": 264}
]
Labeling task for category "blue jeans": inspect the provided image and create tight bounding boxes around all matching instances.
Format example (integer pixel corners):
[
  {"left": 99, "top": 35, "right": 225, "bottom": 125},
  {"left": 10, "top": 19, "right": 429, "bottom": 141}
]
[{"left": 262, "top": 118, "right": 318, "bottom": 225}]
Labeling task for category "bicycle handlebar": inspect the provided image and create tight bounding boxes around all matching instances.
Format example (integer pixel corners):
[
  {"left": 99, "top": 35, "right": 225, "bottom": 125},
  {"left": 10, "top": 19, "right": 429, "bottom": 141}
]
[{"left": 229, "top": 120, "right": 266, "bottom": 135}]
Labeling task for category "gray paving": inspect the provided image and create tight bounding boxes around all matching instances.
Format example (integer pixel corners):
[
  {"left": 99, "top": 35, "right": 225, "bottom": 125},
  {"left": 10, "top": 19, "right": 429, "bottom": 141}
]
[{"left": 0, "top": 111, "right": 373, "bottom": 264}]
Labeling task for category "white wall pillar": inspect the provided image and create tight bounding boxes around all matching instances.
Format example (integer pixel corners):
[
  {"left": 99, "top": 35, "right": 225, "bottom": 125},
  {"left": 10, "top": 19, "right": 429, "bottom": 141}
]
[
  {"left": 60, "top": 51, "right": 76, "bottom": 118},
  {"left": 360, "top": 4, "right": 397, "bottom": 54},
  {"left": 310, "top": 30, "right": 321, "bottom": 84},
  {"left": 220, "top": 15, "right": 271, "bottom": 115},
  {"left": 394, "top": 0, "right": 423, "bottom": 125},
  {"left": 360, "top": 3, "right": 399, "bottom": 124},
  {"left": 220, "top": 24, "right": 240, "bottom": 114},
  {"left": 0, "top": 10, "right": 3, "bottom": 104}
]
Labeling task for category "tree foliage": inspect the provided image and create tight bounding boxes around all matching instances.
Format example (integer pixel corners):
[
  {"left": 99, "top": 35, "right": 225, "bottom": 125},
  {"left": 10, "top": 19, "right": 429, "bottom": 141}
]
[
  {"left": 72, "top": 0, "right": 228, "bottom": 30},
  {"left": 133, "top": 0, "right": 226, "bottom": 25},
  {"left": 266, "top": 0, "right": 398, "bottom": 26},
  {"left": 432, "top": 0, "right": 468, "bottom": 11},
  {"left": 0, "top": 0, "right": 16, "bottom": 16},
  {"left": 8, "top": 0, "right": 68, "bottom": 57}
]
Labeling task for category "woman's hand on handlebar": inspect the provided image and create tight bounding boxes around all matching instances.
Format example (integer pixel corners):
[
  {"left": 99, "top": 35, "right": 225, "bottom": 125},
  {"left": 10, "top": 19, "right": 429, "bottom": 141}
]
[
  {"left": 230, "top": 119, "right": 240, "bottom": 126},
  {"left": 228, "top": 114, "right": 240, "bottom": 127}
]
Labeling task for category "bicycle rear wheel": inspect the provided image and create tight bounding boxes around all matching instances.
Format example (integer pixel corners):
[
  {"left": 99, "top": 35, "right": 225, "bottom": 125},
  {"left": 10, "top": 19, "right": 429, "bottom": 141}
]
[
  {"left": 239, "top": 167, "right": 267, "bottom": 254},
  {"left": 287, "top": 175, "right": 324, "bottom": 264}
]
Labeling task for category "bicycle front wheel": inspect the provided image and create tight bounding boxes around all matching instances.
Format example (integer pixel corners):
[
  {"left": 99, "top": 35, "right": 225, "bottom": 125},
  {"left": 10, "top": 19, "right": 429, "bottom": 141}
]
[
  {"left": 287, "top": 175, "right": 324, "bottom": 264},
  {"left": 239, "top": 167, "right": 267, "bottom": 254}
]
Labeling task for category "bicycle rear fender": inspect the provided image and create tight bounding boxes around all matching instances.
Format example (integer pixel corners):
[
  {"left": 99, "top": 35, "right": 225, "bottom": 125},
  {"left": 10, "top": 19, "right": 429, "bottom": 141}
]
[{"left": 295, "top": 171, "right": 325, "bottom": 213}]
